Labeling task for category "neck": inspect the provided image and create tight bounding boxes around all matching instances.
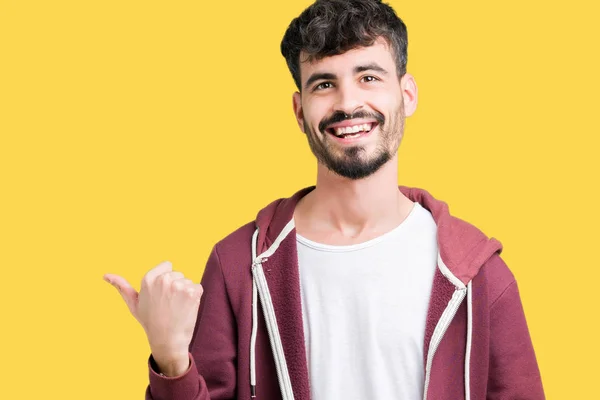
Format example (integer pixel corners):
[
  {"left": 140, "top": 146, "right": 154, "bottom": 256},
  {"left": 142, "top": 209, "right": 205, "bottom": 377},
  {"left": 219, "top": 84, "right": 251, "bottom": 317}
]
[{"left": 295, "top": 154, "right": 414, "bottom": 240}]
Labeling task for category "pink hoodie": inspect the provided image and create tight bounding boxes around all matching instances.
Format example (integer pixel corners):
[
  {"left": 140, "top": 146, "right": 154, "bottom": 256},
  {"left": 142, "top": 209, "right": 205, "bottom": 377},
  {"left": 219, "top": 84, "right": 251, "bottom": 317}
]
[{"left": 145, "top": 186, "right": 545, "bottom": 400}]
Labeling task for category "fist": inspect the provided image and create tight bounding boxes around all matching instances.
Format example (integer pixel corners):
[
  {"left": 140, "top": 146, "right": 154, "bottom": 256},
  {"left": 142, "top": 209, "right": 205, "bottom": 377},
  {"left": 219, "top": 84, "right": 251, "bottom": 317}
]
[{"left": 104, "top": 261, "right": 203, "bottom": 376}]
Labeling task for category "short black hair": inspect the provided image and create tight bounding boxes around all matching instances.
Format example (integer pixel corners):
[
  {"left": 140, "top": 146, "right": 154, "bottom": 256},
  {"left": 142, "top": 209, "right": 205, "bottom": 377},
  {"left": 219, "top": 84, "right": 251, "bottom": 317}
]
[{"left": 281, "top": 0, "right": 408, "bottom": 91}]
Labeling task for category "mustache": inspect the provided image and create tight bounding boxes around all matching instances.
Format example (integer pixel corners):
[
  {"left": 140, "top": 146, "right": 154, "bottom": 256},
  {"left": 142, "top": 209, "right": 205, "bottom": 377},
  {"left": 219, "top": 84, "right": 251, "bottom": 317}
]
[{"left": 319, "top": 110, "right": 385, "bottom": 133}]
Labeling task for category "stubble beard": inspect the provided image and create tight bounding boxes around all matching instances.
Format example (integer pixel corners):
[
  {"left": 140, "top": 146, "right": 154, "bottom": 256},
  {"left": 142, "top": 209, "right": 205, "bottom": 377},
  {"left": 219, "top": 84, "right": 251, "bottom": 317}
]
[{"left": 304, "top": 106, "right": 405, "bottom": 180}]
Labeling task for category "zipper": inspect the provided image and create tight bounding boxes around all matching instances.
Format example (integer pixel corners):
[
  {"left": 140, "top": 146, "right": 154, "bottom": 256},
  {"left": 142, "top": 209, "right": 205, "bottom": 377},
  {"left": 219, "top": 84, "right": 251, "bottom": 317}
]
[
  {"left": 249, "top": 220, "right": 296, "bottom": 400},
  {"left": 422, "top": 288, "right": 467, "bottom": 400},
  {"left": 252, "top": 257, "right": 295, "bottom": 400}
]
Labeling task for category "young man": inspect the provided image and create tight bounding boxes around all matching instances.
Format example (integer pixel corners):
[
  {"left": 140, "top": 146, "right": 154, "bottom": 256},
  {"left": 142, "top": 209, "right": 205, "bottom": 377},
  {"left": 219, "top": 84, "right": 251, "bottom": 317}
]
[{"left": 104, "top": 1, "right": 545, "bottom": 399}]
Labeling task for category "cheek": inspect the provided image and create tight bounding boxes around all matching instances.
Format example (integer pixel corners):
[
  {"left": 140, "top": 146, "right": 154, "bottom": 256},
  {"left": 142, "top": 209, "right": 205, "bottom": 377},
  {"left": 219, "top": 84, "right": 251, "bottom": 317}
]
[
  {"left": 365, "top": 90, "right": 398, "bottom": 116},
  {"left": 303, "top": 101, "right": 328, "bottom": 130},
  {"left": 379, "top": 91, "right": 402, "bottom": 111}
]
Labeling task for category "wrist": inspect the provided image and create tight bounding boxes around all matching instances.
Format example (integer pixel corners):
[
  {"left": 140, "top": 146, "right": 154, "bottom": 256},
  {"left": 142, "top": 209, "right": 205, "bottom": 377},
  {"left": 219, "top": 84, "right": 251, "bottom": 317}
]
[{"left": 153, "top": 353, "right": 190, "bottom": 377}]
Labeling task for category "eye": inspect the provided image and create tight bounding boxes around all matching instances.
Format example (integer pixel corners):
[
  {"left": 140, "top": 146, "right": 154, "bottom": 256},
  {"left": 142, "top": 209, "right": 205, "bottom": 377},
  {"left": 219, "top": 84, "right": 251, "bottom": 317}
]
[
  {"left": 314, "top": 82, "right": 333, "bottom": 91},
  {"left": 361, "top": 75, "right": 379, "bottom": 83}
]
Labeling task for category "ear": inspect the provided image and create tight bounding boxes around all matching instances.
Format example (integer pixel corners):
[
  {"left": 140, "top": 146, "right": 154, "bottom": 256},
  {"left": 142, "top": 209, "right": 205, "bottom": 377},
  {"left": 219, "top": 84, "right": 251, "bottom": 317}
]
[
  {"left": 292, "top": 91, "right": 306, "bottom": 133},
  {"left": 400, "top": 73, "right": 418, "bottom": 117}
]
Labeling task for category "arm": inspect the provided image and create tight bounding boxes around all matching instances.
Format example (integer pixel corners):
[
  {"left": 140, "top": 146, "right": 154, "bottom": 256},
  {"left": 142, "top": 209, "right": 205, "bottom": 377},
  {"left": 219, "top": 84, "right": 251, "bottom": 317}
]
[
  {"left": 146, "top": 245, "right": 237, "bottom": 400},
  {"left": 487, "top": 280, "right": 545, "bottom": 399}
]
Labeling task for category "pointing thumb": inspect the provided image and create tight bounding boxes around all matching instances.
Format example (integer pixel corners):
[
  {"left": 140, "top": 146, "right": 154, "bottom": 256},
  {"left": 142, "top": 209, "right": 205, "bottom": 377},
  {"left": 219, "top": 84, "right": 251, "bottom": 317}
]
[{"left": 103, "top": 273, "right": 139, "bottom": 317}]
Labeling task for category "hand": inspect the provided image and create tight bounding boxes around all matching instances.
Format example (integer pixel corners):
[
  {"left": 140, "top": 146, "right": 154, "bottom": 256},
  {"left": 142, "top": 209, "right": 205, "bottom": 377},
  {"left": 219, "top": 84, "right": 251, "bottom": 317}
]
[{"left": 104, "top": 261, "right": 204, "bottom": 376}]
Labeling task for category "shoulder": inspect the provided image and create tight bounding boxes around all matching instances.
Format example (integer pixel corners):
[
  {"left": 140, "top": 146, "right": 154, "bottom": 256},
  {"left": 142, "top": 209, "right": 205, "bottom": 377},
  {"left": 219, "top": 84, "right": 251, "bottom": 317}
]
[
  {"left": 211, "top": 221, "right": 255, "bottom": 270},
  {"left": 214, "top": 221, "right": 255, "bottom": 255},
  {"left": 479, "top": 253, "right": 517, "bottom": 306}
]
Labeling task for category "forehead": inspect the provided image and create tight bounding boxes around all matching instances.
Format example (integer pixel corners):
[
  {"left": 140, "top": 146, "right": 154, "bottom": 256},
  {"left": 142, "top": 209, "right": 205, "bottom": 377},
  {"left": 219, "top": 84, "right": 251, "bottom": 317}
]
[{"left": 299, "top": 38, "right": 396, "bottom": 81}]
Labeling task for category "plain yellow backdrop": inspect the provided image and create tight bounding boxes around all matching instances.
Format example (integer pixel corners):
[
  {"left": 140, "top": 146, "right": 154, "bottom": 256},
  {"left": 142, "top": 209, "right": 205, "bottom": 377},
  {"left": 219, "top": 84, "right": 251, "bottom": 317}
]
[{"left": 1, "top": 0, "right": 598, "bottom": 398}]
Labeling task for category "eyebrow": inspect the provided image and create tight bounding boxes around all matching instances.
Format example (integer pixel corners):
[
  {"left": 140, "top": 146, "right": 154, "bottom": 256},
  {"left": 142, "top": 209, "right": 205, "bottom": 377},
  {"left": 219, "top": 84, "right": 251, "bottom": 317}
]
[
  {"left": 304, "top": 63, "right": 389, "bottom": 90},
  {"left": 354, "top": 63, "right": 388, "bottom": 75}
]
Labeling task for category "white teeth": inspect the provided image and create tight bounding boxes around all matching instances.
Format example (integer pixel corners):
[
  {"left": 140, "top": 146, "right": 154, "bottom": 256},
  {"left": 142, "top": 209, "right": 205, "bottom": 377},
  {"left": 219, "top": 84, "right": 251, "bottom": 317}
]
[{"left": 333, "top": 123, "right": 374, "bottom": 136}]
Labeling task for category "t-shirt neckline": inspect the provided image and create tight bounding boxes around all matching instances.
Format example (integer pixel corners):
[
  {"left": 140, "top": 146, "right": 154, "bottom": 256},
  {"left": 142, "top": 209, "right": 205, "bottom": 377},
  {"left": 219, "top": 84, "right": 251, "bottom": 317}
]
[{"left": 296, "top": 202, "right": 420, "bottom": 253}]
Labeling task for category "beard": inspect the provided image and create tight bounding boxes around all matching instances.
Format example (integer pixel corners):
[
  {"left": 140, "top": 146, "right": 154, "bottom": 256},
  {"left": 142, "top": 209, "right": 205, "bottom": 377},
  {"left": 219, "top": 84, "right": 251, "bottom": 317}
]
[{"left": 303, "top": 106, "right": 405, "bottom": 180}]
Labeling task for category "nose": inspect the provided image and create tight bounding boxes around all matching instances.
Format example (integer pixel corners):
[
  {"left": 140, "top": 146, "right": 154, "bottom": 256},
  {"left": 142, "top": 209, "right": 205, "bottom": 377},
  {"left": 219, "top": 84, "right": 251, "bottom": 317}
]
[{"left": 332, "top": 81, "right": 363, "bottom": 117}]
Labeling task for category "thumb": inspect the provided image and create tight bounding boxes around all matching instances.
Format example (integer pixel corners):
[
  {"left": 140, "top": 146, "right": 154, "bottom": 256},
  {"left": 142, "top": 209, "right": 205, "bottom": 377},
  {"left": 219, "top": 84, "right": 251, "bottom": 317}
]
[{"left": 103, "top": 273, "right": 139, "bottom": 317}]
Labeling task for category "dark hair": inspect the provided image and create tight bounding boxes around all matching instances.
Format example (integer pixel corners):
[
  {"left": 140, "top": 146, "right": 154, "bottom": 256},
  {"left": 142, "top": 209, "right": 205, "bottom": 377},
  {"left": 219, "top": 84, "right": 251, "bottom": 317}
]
[{"left": 280, "top": 0, "right": 408, "bottom": 91}]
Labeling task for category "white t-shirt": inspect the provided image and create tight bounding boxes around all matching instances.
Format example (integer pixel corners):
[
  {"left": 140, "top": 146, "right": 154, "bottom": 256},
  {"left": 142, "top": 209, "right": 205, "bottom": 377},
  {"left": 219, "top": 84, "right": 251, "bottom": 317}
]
[{"left": 297, "top": 202, "right": 438, "bottom": 400}]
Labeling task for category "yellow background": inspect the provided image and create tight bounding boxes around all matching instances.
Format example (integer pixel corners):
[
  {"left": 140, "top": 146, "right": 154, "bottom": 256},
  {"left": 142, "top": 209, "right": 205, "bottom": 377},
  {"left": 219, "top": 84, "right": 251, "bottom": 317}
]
[{"left": 1, "top": 0, "right": 598, "bottom": 398}]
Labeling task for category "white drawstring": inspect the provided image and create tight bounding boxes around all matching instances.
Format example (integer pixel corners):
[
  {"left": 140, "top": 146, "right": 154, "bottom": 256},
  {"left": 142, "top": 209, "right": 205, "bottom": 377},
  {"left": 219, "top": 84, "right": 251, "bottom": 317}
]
[
  {"left": 250, "top": 229, "right": 259, "bottom": 397},
  {"left": 465, "top": 281, "right": 473, "bottom": 400}
]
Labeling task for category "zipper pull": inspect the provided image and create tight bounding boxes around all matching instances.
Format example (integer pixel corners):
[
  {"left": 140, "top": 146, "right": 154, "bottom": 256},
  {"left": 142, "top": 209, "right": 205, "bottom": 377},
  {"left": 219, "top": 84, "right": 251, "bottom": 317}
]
[{"left": 252, "top": 257, "right": 268, "bottom": 269}]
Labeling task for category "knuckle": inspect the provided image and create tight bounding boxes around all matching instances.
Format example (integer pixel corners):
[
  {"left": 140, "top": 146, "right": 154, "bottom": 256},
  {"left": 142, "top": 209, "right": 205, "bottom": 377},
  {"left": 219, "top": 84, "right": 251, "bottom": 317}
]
[
  {"left": 185, "top": 287, "right": 196, "bottom": 298},
  {"left": 157, "top": 273, "right": 170, "bottom": 285},
  {"left": 142, "top": 273, "right": 152, "bottom": 286},
  {"left": 173, "top": 279, "right": 185, "bottom": 291}
]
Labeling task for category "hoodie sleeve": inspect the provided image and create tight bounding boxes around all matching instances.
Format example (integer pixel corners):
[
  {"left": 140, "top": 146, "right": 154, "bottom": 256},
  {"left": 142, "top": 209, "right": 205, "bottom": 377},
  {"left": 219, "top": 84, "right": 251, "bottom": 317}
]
[
  {"left": 145, "top": 245, "right": 237, "bottom": 400},
  {"left": 487, "top": 279, "right": 545, "bottom": 399}
]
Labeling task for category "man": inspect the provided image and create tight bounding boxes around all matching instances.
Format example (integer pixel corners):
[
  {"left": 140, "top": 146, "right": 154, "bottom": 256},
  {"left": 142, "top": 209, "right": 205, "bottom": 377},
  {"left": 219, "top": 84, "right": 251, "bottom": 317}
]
[{"left": 104, "top": 0, "right": 545, "bottom": 399}]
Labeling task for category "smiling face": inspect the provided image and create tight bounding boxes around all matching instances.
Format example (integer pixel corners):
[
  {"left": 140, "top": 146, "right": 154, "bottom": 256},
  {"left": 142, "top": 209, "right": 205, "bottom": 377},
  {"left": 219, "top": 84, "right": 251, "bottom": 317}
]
[{"left": 292, "top": 38, "right": 417, "bottom": 180}]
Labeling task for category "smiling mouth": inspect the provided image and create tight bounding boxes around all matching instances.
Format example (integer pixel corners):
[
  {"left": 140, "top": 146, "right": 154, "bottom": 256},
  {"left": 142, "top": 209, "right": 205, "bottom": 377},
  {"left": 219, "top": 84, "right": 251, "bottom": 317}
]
[{"left": 326, "top": 122, "right": 378, "bottom": 139}]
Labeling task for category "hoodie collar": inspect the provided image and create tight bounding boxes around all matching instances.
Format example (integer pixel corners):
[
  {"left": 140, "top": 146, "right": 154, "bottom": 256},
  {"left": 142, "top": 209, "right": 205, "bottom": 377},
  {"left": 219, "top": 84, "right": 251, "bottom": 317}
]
[{"left": 255, "top": 185, "right": 502, "bottom": 285}]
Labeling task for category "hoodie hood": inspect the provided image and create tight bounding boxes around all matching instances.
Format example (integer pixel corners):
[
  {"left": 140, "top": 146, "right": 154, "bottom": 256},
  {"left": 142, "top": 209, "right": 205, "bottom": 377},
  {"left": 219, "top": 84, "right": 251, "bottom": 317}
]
[{"left": 255, "top": 185, "right": 502, "bottom": 285}]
